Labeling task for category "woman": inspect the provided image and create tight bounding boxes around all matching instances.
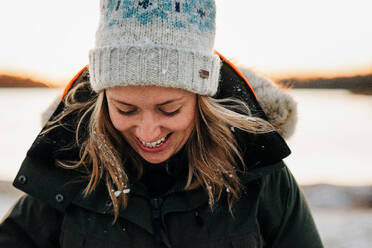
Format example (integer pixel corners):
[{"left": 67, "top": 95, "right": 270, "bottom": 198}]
[{"left": 0, "top": 0, "right": 323, "bottom": 247}]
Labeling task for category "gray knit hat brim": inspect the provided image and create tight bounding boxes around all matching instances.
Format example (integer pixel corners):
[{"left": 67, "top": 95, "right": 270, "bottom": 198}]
[{"left": 89, "top": 45, "right": 221, "bottom": 96}]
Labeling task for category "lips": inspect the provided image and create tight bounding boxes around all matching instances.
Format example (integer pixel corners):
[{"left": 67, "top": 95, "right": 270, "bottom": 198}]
[
  {"left": 135, "top": 133, "right": 172, "bottom": 152},
  {"left": 139, "top": 135, "right": 168, "bottom": 148}
]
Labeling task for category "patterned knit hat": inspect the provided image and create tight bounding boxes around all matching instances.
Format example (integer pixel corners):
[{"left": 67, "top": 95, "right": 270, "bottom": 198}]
[{"left": 89, "top": 0, "right": 221, "bottom": 96}]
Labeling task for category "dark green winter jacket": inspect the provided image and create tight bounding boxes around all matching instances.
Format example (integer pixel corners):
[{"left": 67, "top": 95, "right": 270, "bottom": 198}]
[{"left": 0, "top": 58, "right": 323, "bottom": 247}]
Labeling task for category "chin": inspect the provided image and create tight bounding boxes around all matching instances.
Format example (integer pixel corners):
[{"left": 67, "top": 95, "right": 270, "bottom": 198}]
[{"left": 139, "top": 152, "right": 171, "bottom": 164}]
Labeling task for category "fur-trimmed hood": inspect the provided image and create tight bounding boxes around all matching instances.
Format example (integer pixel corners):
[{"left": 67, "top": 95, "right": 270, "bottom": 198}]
[{"left": 14, "top": 59, "right": 294, "bottom": 214}]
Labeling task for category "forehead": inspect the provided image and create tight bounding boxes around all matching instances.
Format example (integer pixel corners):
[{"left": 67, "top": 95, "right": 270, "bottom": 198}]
[{"left": 106, "top": 85, "right": 195, "bottom": 104}]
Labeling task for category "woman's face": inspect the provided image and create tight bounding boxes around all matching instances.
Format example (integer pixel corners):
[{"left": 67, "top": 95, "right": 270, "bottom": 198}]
[{"left": 106, "top": 85, "right": 196, "bottom": 164}]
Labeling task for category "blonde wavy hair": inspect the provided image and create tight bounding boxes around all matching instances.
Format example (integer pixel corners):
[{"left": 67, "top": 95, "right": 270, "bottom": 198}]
[{"left": 44, "top": 82, "right": 273, "bottom": 222}]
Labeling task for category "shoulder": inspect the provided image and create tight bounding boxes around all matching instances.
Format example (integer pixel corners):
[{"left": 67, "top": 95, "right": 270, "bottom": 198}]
[
  {"left": 0, "top": 194, "right": 63, "bottom": 247},
  {"left": 255, "top": 164, "right": 323, "bottom": 247},
  {"left": 4, "top": 194, "right": 63, "bottom": 221},
  {"left": 262, "top": 163, "right": 297, "bottom": 192},
  {"left": 259, "top": 164, "right": 299, "bottom": 208},
  {"left": 256, "top": 164, "right": 309, "bottom": 234}
]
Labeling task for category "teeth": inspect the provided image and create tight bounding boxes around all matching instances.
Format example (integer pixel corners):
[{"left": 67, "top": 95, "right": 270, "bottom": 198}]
[{"left": 140, "top": 136, "right": 167, "bottom": 148}]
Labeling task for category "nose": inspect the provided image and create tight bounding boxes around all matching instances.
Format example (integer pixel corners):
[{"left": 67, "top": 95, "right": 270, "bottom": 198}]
[{"left": 135, "top": 112, "right": 162, "bottom": 142}]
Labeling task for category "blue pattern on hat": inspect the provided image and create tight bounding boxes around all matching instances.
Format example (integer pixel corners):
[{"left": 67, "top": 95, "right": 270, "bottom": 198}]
[
  {"left": 173, "top": 20, "right": 185, "bottom": 28},
  {"left": 121, "top": 0, "right": 172, "bottom": 25},
  {"left": 104, "top": 0, "right": 215, "bottom": 32},
  {"left": 182, "top": 0, "right": 215, "bottom": 32}
]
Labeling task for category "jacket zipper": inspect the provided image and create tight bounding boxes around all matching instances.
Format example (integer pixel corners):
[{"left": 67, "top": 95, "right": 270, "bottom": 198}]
[{"left": 150, "top": 197, "right": 172, "bottom": 248}]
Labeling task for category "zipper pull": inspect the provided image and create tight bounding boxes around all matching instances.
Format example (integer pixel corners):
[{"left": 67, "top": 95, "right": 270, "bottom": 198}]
[{"left": 150, "top": 197, "right": 163, "bottom": 218}]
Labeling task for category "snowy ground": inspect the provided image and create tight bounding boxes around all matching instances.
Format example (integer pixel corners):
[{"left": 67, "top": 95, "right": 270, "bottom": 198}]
[
  {"left": 0, "top": 194, "right": 20, "bottom": 221},
  {"left": 312, "top": 208, "right": 372, "bottom": 248},
  {"left": 1, "top": 183, "right": 372, "bottom": 247}
]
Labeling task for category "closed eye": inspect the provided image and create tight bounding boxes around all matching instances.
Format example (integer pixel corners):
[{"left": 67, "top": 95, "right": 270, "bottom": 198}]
[
  {"left": 117, "top": 108, "right": 137, "bottom": 115},
  {"left": 116, "top": 108, "right": 180, "bottom": 116},
  {"left": 161, "top": 108, "right": 180, "bottom": 116}
]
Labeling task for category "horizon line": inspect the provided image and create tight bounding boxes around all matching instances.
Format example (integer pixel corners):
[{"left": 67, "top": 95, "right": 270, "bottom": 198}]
[{"left": 1, "top": 66, "right": 372, "bottom": 88}]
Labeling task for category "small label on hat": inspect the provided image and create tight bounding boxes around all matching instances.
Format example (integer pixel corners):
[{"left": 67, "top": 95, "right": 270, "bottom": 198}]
[{"left": 199, "top": 69, "right": 210, "bottom": 79}]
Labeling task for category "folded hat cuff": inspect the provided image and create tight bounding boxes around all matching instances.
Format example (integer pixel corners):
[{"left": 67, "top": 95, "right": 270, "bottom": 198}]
[{"left": 88, "top": 45, "right": 221, "bottom": 96}]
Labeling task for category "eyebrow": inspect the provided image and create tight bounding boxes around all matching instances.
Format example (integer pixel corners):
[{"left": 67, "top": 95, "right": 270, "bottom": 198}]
[{"left": 112, "top": 97, "right": 184, "bottom": 107}]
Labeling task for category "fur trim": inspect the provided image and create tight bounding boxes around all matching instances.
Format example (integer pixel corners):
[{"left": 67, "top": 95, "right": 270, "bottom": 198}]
[
  {"left": 40, "top": 95, "right": 61, "bottom": 127},
  {"left": 239, "top": 67, "right": 297, "bottom": 139}
]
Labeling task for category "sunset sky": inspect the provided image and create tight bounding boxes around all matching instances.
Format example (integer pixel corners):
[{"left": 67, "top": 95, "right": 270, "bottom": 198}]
[{"left": 1, "top": 0, "right": 372, "bottom": 85}]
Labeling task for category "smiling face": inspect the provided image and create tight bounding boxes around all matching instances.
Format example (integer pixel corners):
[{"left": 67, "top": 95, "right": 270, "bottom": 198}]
[{"left": 106, "top": 85, "right": 197, "bottom": 164}]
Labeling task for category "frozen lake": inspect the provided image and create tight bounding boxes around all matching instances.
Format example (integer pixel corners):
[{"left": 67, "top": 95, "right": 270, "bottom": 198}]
[{"left": 1, "top": 88, "right": 371, "bottom": 185}]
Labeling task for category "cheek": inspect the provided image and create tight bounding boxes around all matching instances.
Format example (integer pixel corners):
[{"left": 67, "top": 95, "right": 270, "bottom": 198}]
[
  {"left": 108, "top": 107, "right": 130, "bottom": 132},
  {"left": 173, "top": 109, "right": 196, "bottom": 131}
]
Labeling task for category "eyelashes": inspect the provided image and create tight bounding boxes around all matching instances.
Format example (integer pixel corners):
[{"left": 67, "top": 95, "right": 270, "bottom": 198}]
[
  {"left": 116, "top": 108, "right": 180, "bottom": 116},
  {"left": 162, "top": 109, "right": 180, "bottom": 116},
  {"left": 117, "top": 109, "right": 136, "bottom": 115}
]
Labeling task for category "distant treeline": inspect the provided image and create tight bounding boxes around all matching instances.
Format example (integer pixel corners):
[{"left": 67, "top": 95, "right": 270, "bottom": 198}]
[
  {"left": 0, "top": 75, "right": 48, "bottom": 88},
  {"left": 278, "top": 73, "right": 372, "bottom": 94},
  {"left": 1, "top": 72, "right": 371, "bottom": 93}
]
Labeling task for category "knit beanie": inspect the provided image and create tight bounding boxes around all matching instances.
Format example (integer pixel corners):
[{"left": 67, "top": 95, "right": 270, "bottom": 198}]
[{"left": 89, "top": 0, "right": 221, "bottom": 96}]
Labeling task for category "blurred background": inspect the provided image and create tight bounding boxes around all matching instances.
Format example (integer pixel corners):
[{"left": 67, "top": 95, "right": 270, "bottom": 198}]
[{"left": 0, "top": 0, "right": 371, "bottom": 247}]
